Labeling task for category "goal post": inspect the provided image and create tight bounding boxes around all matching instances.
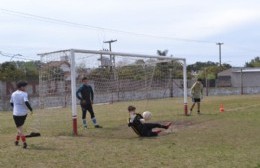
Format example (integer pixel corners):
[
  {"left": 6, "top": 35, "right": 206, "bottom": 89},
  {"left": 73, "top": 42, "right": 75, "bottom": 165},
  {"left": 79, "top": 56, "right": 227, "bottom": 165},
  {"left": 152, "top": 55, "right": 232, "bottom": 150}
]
[
  {"left": 70, "top": 50, "right": 78, "bottom": 135},
  {"left": 39, "top": 49, "right": 188, "bottom": 136},
  {"left": 183, "top": 59, "right": 188, "bottom": 115}
]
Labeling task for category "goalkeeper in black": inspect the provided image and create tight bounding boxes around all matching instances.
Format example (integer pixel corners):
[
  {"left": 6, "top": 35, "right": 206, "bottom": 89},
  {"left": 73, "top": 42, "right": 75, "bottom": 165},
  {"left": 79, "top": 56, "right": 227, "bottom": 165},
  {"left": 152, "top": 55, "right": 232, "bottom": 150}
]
[
  {"left": 76, "top": 77, "right": 102, "bottom": 128},
  {"left": 127, "top": 105, "right": 171, "bottom": 137}
]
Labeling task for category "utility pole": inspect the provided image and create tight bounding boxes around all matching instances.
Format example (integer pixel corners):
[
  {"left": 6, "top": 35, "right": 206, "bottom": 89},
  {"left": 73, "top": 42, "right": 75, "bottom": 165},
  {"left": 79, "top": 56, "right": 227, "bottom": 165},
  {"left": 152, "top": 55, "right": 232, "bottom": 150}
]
[
  {"left": 204, "top": 68, "right": 209, "bottom": 96},
  {"left": 216, "top": 42, "right": 224, "bottom": 66},
  {"left": 240, "top": 68, "right": 244, "bottom": 95},
  {"left": 103, "top": 39, "right": 117, "bottom": 103},
  {"left": 103, "top": 40, "right": 117, "bottom": 67},
  {"left": 103, "top": 39, "right": 117, "bottom": 51}
]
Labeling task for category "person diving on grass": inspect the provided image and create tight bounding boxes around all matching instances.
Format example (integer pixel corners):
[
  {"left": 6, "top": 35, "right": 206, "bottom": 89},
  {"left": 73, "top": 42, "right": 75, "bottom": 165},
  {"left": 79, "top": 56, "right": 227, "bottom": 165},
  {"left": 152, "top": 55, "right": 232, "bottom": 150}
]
[{"left": 127, "top": 105, "right": 172, "bottom": 137}]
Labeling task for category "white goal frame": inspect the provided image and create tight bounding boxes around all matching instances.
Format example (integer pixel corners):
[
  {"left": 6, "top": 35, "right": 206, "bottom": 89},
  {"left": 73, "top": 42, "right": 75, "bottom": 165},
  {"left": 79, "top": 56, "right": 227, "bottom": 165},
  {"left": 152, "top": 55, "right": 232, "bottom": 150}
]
[{"left": 38, "top": 49, "right": 188, "bottom": 135}]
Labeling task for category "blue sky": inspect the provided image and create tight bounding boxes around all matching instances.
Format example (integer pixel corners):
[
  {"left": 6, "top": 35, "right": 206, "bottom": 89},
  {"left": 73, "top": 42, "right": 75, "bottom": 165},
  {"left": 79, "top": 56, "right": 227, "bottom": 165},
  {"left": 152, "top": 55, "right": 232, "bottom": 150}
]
[{"left": 0, "top": 0, "right": 260, "bottom": 66}]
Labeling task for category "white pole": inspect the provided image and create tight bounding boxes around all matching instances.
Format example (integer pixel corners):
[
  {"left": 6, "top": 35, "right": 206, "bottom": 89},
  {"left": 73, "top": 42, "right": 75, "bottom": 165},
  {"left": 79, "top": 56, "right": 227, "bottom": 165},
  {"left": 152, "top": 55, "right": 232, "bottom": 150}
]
[
  {"left": 38, "top": 49, "right": 184, "bottom": 61},
  {"left": 70, "top": 49, "right": 78, "bottom": 135},
  {"left": 183, "top": 59, "right": 188, "bottom": 115}
]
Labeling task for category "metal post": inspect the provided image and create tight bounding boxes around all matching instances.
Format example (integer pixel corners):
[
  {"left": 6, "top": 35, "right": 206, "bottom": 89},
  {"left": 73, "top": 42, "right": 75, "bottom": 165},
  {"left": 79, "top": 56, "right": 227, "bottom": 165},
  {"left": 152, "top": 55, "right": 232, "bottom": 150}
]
[
  {"left": 183, "top": 59, "right": 188, "bottom": 116},
  {"left": 170, "top": 69, "right": 173, "bottom": 97},
  {"left": 216, "top": 42, "right": 224, "bottom": 66},
  {"left": 205, "top": 68, "right": 209, "bottom": 96},
  {"left": 241, "top": 68, "right": 243, "bottom": 95},
  {"left": 103, "top": 39, "right": 117, "bottom": 67},
  {"left": 70, "top": 49, "right": 78, "bottom": 136}
]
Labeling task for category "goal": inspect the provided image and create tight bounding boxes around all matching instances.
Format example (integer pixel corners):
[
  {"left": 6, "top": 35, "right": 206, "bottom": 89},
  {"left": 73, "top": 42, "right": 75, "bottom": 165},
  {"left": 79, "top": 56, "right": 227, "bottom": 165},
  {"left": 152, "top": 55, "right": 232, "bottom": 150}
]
[{"left": 38, "top": 49, "right": 188, "bottom": 135}]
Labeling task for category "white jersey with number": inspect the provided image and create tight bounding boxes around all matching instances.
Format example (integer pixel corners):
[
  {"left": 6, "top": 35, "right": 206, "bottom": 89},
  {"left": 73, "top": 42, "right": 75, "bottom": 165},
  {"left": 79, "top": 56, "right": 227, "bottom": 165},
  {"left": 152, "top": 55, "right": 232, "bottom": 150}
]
[{"left": 10, "top": 90, "right": 29, "bottom": 116}]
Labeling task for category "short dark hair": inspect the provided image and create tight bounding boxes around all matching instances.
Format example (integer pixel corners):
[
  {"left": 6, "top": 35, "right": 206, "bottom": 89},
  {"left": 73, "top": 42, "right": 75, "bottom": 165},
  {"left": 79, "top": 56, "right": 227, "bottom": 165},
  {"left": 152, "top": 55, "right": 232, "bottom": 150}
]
[
  {"left": 82, "top": 77, "right": 88, "bottom": 81},
  {"left": 128, "top": 105, "right": 136, "bottom": 112},
  {"left": 197, "top": 78, "right": 202, "bottom": 82},
  {"left": 16, "top": 81, "right": 28, "bottom": 88}
]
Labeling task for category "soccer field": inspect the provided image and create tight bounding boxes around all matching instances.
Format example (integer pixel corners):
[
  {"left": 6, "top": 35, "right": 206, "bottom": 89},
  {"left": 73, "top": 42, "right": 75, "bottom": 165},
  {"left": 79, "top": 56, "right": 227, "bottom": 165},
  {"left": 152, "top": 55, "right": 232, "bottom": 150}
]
[{"left": 0, "top": 95, "right": 260, "bottom": 168}]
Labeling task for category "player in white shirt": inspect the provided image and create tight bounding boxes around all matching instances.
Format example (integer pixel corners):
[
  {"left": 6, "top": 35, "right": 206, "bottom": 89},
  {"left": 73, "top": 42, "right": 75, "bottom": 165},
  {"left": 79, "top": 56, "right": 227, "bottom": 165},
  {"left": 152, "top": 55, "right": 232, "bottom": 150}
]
[{"left": 10, "top": 81, "right": 33, "bottom": 149}]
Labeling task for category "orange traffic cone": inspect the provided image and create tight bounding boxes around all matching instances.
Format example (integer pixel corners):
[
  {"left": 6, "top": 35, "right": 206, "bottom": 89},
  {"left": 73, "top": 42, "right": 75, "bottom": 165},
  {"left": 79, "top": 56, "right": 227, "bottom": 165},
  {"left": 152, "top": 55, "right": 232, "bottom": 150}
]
[{"left": 219, "top": 104, "right": 224, "bottom": 112}]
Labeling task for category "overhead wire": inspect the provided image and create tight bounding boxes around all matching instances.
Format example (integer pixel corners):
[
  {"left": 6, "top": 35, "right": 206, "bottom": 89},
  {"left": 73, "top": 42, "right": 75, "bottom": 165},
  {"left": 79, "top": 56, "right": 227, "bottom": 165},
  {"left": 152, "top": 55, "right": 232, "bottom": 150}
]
[
  {"left": 0, "top": 8, "right": 215, "bottom": 44},
  {"left": 0, "top": 51, "right": 38, "bottom": 61},
  {"left": 0, "top": 8, "right": 259, "bottom": 61}
]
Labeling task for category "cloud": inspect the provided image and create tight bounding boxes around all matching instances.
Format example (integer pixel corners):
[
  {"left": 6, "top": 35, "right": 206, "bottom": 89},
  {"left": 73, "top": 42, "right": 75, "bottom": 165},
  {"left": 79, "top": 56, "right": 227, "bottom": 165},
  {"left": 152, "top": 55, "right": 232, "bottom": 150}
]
[
  {"left": 1, "top": 0, "right": 260, "bottom": 65},
  {"left": 161, "top": 8, "right": 260, "bottom": 41}
]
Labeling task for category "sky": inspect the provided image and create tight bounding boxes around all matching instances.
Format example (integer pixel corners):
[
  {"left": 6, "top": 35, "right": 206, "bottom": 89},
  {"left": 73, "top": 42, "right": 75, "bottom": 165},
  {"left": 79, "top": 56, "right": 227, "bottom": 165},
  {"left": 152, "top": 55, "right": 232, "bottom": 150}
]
[{"left": 0, "top": 0, "right": 260, "bottom": 66}]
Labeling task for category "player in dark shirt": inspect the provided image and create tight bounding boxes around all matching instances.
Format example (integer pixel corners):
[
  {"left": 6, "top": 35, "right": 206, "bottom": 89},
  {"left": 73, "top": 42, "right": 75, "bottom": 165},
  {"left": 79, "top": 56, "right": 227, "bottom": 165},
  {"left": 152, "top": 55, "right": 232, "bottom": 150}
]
[
  {"left": 76, "top": 77, "right": 102, "bottom": 128},
  {"left": 128, "top": 106, "right": 171, "bottom": 137}
]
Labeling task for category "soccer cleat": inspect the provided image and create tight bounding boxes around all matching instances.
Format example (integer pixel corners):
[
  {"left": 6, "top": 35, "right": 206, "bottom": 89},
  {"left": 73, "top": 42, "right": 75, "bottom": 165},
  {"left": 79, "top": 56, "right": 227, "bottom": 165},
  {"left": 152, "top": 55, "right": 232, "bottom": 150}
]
[
  {"left": 15, "top": 141, "right": 19, "bottom": 146},
  {"left": 23, "top": 143, "right": 27, "bottom": 149},
  {"left": 189, "top": 109, "right": 193, "bottom": 116},
  {"left": 164, "top": 122, "right": 172, "bottom": 129},
  {"left": 95, "top": 125, "right": 103, "bottom": 128}
]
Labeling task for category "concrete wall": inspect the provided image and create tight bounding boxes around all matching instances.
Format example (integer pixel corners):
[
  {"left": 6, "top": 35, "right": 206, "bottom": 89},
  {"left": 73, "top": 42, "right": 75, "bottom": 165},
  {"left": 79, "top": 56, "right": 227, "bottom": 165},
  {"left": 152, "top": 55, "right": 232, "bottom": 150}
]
[
  {"left": 206, "top": 86, "right": 260, "bottom": 96},
  {"left": 232, "top": 72, "right": 260, "bottom": 87},
  {"left": 2, "top": 80, "right": 260, "bottom": 111},
  {"left": 0, "top": 81, "right": 38, "bottom": 111}
]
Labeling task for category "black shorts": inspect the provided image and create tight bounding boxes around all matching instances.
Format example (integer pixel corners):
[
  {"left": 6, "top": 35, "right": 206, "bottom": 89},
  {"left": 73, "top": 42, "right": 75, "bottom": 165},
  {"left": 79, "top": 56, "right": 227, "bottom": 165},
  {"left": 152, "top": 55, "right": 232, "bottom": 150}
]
[
  {"left": 192, "top": 98, "right": 201, "bottom": 103},
  {"left": 13, "top": 115, "right": 27, "bottom": 127}
]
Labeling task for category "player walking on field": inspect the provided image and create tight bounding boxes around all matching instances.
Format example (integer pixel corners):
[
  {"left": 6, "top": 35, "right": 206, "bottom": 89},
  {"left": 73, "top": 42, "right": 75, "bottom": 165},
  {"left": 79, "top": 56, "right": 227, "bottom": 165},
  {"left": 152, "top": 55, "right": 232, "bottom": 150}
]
[
  {"left": 10, "top": 81, "right": 33, "bottom": 149},
  {"left": 76, "top": 77, "right": 102, "bottom": 128},
  {"left": 190, "top": 78, "right": 204, "bottom": 115}
]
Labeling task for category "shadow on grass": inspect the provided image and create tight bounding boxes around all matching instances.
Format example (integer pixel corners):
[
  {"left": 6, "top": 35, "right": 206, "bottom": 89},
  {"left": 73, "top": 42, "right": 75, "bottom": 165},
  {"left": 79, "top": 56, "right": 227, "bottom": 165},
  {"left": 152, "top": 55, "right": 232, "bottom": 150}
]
[
  {"left": 77, "top": 123, "right": 176, "bottom": 140},
  {"left": 28, "top": 144, "right": 57, "bottom": 151},
  {"left": 49, "top": 119, "right": 198, "bottom": 140},
  {"left": 176, "top": 113, "right": 218, "bottom": 116}
]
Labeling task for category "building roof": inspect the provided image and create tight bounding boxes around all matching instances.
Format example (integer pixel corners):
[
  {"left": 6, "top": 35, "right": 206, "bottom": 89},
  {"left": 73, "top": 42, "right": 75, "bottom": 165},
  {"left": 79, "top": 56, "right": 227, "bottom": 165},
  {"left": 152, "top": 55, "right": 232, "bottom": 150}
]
[
  {"left": 218, "top": 67, "right": 260, "bottom": 76},
  {"left": 218, "top": 68, "right": 233, "bottom": 76},
  {"left": 233, "top": 68, "right": 260, "bottom": 73}
]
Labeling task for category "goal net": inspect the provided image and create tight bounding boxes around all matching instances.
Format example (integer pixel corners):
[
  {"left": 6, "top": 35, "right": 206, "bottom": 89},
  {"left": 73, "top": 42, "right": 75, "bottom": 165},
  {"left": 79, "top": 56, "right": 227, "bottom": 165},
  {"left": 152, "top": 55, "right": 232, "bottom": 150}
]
[{"left": 39, "top": 49, "right": 187, "bottom": 135}]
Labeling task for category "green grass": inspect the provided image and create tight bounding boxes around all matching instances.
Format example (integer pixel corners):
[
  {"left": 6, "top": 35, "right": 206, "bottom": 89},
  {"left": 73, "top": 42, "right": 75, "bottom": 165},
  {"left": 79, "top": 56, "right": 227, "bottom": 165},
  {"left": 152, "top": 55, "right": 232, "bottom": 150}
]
[{"left": 1, "top": 95, "right": 260, "bottom": 168}]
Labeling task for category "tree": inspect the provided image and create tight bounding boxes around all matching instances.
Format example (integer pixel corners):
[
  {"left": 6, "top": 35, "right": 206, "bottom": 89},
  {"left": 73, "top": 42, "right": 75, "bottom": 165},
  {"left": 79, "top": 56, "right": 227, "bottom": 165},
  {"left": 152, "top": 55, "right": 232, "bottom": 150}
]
[
  {"left": 135, "top": 59, "right": 145, "bottom": 65},
  {"left": 188, "top": 61, "right": 231, "bottom": 80},
  {"left": 156, "top": 49, "right": 168, "bottom": 56},
  {"left": 0, "top": 61, "right": 41, "bottom": 82},
  {"left": 22, "top": 61, "right": 40, "bottom": 81},
  {"left": 245, "top": 57, "right": 260, "bottom": 67},
  {"left": 155, "top": 49, "right": 188, "bottom": 79},
  {"left": 198, "top": 66, "right": 222, "bottom": 80},
  {"left": 0, "top": 62, "right": 23, "bottom": 81},
  {"left": 88, "top": 67, "right": 112, "bottom": 80},
  {"left": 190, "top": 61, "right": 231, "bottom": 71}
]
